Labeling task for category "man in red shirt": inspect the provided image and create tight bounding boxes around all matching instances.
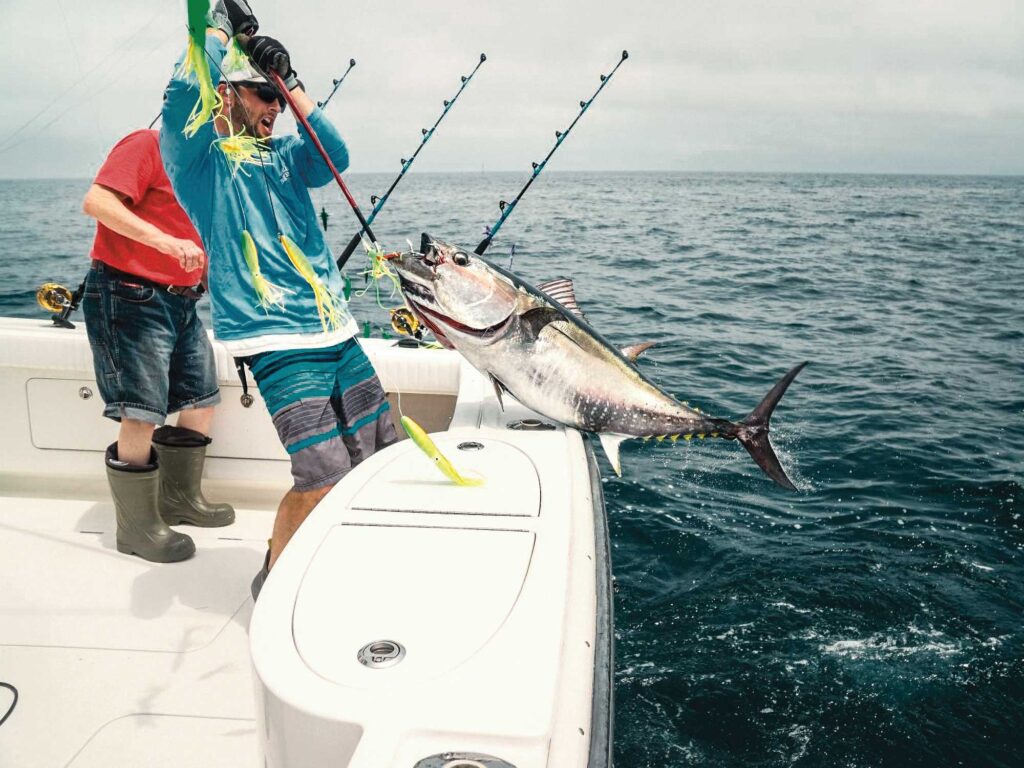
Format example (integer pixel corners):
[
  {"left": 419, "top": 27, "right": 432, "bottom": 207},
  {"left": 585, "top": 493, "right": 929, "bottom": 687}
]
[{"left": 82, "top": 129, "right": 234, "bottom": 563}]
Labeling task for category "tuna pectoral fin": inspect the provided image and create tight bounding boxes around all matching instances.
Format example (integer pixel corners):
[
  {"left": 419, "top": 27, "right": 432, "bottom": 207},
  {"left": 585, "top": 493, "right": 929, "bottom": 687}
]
[
  {"left": 597, "top": 433, "right": 629, "bottom": 477},
  {"left": 737, "top": 362, "right": 807, "bottom": 490},
  {"left": 489, "top": 375, "right": 507, "bottom": 411},
  {"left": 621, "top": 341, "right": 657, "bottom": 363}
]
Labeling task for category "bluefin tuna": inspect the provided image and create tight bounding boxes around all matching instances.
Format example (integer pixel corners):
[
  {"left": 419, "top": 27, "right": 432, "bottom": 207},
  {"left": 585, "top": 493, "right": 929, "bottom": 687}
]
[{"left": 388, "top": 234, "right": 807, "bottom": 489}]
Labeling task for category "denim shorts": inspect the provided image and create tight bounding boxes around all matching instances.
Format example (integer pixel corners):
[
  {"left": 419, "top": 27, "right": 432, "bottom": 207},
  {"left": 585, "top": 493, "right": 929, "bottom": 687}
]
[
  {"left": 248, "top": 340, "right": 397, "bottom": 491},
  {"left": 82, "top": 263, "right": 220, "bottom": 425}
]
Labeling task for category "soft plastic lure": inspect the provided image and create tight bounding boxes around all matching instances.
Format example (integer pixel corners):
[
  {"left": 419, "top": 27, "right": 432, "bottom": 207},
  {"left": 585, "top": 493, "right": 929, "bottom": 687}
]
[
  {"left": 401, "top": 416, "right": 484, "bottom": 487},
  {"left": 241, "top": 230, "right": 290, "bottom": 310},
  {"left": 178, "top": 0, "right": 222, "bottom": 137},
  {"left": 280, "top": 234, "right": 345, "bottom": 332},
  {"left": 213, "top": 126, "right": 268, "bottom": 176},
  {"left": 223, "top": 37, "right": 248, "bottom": 72},
  {"left": 354, "top": 245, "right": 401, "bottom": 308}
]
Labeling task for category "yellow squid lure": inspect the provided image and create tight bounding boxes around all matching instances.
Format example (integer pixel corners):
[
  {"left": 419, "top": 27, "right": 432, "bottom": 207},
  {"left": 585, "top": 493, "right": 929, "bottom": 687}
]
[
  {"left": 213, "top": 126, "right": 268, "bottom": 176},
  {"left": 401, "top": 416, "right": 484, "bottom": 487},
  {"left": 241, "top": 230, "right": 291, "bottom": 311},
  {"left": 280, "top": 234, "right": 345, "bottom": 333}
]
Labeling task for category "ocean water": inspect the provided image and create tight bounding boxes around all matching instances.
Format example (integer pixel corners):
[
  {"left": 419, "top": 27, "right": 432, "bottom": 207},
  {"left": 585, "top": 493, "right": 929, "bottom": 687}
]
[{"left": 1, "top": 172, "right": 1022, "bottom": 767}]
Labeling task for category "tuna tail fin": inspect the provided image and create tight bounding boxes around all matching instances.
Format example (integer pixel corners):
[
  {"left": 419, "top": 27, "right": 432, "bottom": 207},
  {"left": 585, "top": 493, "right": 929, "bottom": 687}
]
[{"left": 735, "top": 362, "right": 807, "bottom": 490}]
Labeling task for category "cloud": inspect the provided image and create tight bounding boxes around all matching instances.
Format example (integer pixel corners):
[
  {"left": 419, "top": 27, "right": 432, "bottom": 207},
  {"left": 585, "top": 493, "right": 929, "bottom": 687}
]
[{"left": 0, "top": 0, "right": 1020, "bottom": 177}]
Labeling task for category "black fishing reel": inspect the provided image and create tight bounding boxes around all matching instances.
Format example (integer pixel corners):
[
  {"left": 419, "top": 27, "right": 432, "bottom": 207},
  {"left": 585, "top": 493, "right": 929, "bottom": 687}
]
[{"left": 36, "top": 281, "right": 84, "bottom": 329}]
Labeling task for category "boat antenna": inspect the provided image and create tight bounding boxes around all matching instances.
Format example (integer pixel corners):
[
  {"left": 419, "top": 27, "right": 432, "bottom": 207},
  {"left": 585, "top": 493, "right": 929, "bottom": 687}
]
[
  {"left": 474, "top": 49, "right": 628, "bottom": 256},
  {"left": 317, "top": 58, "right": 357, "bottom": 110},
  {"left": 336, "top": 52, "right": 488, "bottom": 269},
  {"left": 267, "top": 70, "right": 379, "bottom": 247}
]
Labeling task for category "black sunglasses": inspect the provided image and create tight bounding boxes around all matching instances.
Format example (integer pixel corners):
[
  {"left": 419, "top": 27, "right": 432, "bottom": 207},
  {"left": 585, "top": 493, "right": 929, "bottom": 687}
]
[{"left": 235, "top": 81, "right": 285, "bottom": 109}]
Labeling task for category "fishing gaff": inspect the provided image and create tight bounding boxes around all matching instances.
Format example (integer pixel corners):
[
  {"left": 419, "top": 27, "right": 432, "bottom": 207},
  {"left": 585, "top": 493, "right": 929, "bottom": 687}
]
[
  {"left": 336, "top": 53, "right": 488, "bottom": 270},
  {"left": 266, "top": 70, "right": 379, "bottom": 246},
  {"left": 474, "top": 50, "right": 629, "bottom": 256}
]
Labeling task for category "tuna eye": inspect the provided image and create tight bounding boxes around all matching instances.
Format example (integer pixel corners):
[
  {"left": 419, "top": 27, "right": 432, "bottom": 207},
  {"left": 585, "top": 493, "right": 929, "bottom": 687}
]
[{"left": 453, "top": 251, "right": 470, "bottom": 266}]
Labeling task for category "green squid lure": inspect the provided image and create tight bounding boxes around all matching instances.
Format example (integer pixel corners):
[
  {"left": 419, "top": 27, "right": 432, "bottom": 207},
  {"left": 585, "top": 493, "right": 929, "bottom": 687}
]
[
  {"left": 178, "top": 0, "right": 222, "bottom": 137},
  {"left": 354, "top": 244, "right": 402, "bottom": 308}
]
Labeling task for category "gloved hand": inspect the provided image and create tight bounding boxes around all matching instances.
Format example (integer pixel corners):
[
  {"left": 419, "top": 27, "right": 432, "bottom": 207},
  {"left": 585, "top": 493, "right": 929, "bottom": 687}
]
[
  {"left": 209, "top": 0, "right": 259, "bottom": 38},
  {"left": 245, "top": 35, "right": 300, "bottom": 90}
]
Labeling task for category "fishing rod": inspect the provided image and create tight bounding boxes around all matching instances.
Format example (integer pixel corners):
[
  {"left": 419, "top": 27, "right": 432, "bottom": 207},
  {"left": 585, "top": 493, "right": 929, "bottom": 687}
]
[
  {"left": 336, "top": 52, "right": 488, "bottom": 270},
  {"left": 474, "top": 49, "right": 628, "bottom": 256},
  {"left": 267, "top": 70, "right": 379, "bottom": 245},
  {"left": 147, "top": 57, "right": 356, "bottom": 130},
  {"left": 317, "top": 58, "right": 356, "bottom": 110}
]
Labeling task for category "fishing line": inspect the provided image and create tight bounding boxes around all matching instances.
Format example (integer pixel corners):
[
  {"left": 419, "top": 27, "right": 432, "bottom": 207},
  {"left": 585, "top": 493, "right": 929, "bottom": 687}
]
[
  {"left": 474, "top": 50, "right": 629, "bottom": 255},
  {"left": 203, "top": 47, "right": 285, "bottom": 235},
  {"left": 0, "top": 5, "right": 171, "bottom": 153},
  {"left": 336, "top": 53, "right": 488, "bottom": 269},
  {"left": 317, "top": 59, "right": 357, "bottom": 110}
]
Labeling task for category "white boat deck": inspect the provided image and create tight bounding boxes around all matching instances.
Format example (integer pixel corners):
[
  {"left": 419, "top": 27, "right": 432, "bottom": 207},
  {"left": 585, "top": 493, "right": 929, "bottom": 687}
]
[
  {"left": 0, "top": 487, "right": 274, "bottom": 767},
  {"left": 0, "top": 318, "right": 612, "bottom": 768}
]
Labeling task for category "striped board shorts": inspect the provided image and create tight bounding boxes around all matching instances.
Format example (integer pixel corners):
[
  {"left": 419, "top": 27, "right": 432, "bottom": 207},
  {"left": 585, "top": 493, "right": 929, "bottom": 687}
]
[{"left": 248, "top": 339, "right": 398, "bottom": 491}]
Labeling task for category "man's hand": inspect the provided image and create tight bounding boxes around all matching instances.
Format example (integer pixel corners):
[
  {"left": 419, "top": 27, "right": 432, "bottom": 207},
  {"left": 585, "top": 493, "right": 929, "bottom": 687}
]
[
  {"left": 154, "top": 235, "right": 205, "bottom": 273},
  {"left": 244, "top": 35, "right": 300, "bottom": 90},
  {"left": 210, "top": 0, "right": 259, "bottom": 38}
]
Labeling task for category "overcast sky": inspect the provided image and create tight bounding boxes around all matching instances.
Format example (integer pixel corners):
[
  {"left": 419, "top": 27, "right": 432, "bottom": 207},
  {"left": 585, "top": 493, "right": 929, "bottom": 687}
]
[{"left": 0, "top": 0, "right": 1020, "bottom": 178}]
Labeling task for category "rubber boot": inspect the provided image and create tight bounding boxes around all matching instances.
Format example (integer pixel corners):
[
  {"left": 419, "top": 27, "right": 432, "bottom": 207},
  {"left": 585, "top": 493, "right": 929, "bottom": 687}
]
[
  {"left": 251, "top": 547, "right": 271, "bottom": 602},
  {"left": 106, "top": 443, "right": 195, "bottom": 563},
  {"left": 153, "top": 426, "right": 235, "bottom": 527}
]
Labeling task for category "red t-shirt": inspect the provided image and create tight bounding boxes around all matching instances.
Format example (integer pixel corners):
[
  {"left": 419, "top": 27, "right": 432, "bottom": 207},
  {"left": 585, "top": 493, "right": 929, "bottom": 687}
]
[{"left": 88, "top": 129, "right": 203, "bottom": 285}]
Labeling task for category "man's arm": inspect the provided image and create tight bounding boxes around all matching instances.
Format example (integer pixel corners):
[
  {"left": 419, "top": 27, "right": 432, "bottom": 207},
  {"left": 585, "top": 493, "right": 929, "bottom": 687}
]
[
  {"left": 83, "top": 185, "right": 204, "bottom": 272},
  {"left": 243, "top": 34, "right": 349, "bottom": 186},
  {"left": 286, "top": 103, "right": 350, "bottom": 188}
]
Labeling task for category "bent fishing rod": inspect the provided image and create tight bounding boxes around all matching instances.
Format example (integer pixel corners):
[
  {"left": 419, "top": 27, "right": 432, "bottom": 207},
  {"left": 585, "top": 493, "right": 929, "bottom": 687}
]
[
  {"left": 336, "top": 52, "right": 488, "bottom": 269},
  {"left": 267, "top": 69, "right": 379, "bottom": 245},
  {"left": 475, "top": 49, "right": 628, "bottom": 256},
  {"left": 317, "top": 58, "right": 356, "bottom": 109}
]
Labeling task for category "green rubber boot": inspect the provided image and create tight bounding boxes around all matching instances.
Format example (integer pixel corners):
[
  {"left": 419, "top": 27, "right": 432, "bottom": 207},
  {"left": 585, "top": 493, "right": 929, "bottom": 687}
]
[
  {"left": 106, "top": 443, "right": 195, "bottom": 563},
  {"left": 153, "top": 426, "right": 235, "bottom": 527}
]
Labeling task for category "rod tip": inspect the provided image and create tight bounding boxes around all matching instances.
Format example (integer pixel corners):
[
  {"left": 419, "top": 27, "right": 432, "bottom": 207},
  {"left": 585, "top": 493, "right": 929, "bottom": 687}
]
[
  {"left": 350, "top": 58, "right": 357, "bottom": 66},
  {"left": 622, "top": 50, "right": 629, "bottom": 59},
  {"left": 480, "top": 53, "right": 487, "bottom": 61}
]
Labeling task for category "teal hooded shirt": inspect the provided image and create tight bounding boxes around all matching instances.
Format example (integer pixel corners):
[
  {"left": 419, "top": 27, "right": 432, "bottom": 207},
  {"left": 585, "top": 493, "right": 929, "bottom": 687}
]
[{"left": 159, "top": 36, "right": 356, "bottom": 347}]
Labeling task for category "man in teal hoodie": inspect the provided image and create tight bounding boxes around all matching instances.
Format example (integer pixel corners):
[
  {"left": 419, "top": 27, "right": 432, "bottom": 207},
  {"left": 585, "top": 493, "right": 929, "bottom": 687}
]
[{"left": 160, "top": 0, "right": 395, "bottom": 597}]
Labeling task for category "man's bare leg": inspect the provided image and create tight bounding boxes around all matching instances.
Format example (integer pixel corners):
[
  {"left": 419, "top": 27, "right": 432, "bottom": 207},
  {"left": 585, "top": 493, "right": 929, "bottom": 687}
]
[
  {"left": 268, "top": 484, "right": 334, "bottom": 569},
  {"left": 117, "top": 418, "right": 156, "bottom": 466},
  {"left": 176, "top": 405, "right": 215, "bottom": 436}
]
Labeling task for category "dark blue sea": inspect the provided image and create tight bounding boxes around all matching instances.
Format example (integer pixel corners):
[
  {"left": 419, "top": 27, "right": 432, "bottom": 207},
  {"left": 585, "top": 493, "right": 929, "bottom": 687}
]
[{"left": 1, "top": 172, "right": 1022, "bottom": 767}]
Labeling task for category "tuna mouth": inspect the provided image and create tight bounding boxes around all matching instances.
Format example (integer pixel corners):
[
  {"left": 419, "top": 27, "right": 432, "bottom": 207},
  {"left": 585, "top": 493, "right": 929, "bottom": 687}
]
[
  {"left": 398, "top": 278, "right": 452, "bottom": 345},
  {"left": 399, "top": 278, "right": 512, "bottom": 341},
  {"left": 397, "top": 274, "right": 512, "bottom": 339},
  {"left": 407, "top": 299, "right": 513, "bottom": 340},
  {"left": 399, "top": 278, "right": 434, "bottom": 305}
]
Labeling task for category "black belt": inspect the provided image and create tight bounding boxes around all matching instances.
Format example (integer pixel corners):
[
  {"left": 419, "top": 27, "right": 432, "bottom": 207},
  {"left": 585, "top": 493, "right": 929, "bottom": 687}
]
[{"left": 91, "top": 260, "right": 205, "bottom": 299}]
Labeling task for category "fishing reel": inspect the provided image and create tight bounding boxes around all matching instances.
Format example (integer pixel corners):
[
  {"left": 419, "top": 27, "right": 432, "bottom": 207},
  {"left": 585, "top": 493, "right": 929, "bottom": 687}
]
[
  {"left": 390, "top": 307, "right": 423, "bottom": 340},
  {"left": 36, "top": 282, "right": 84, "bottom": 329}
]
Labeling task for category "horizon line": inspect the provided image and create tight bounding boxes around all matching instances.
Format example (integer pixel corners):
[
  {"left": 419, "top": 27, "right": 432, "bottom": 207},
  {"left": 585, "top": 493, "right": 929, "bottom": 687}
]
[{"left": 1, "top": 169, "right": 1022, "bottom": 182}]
